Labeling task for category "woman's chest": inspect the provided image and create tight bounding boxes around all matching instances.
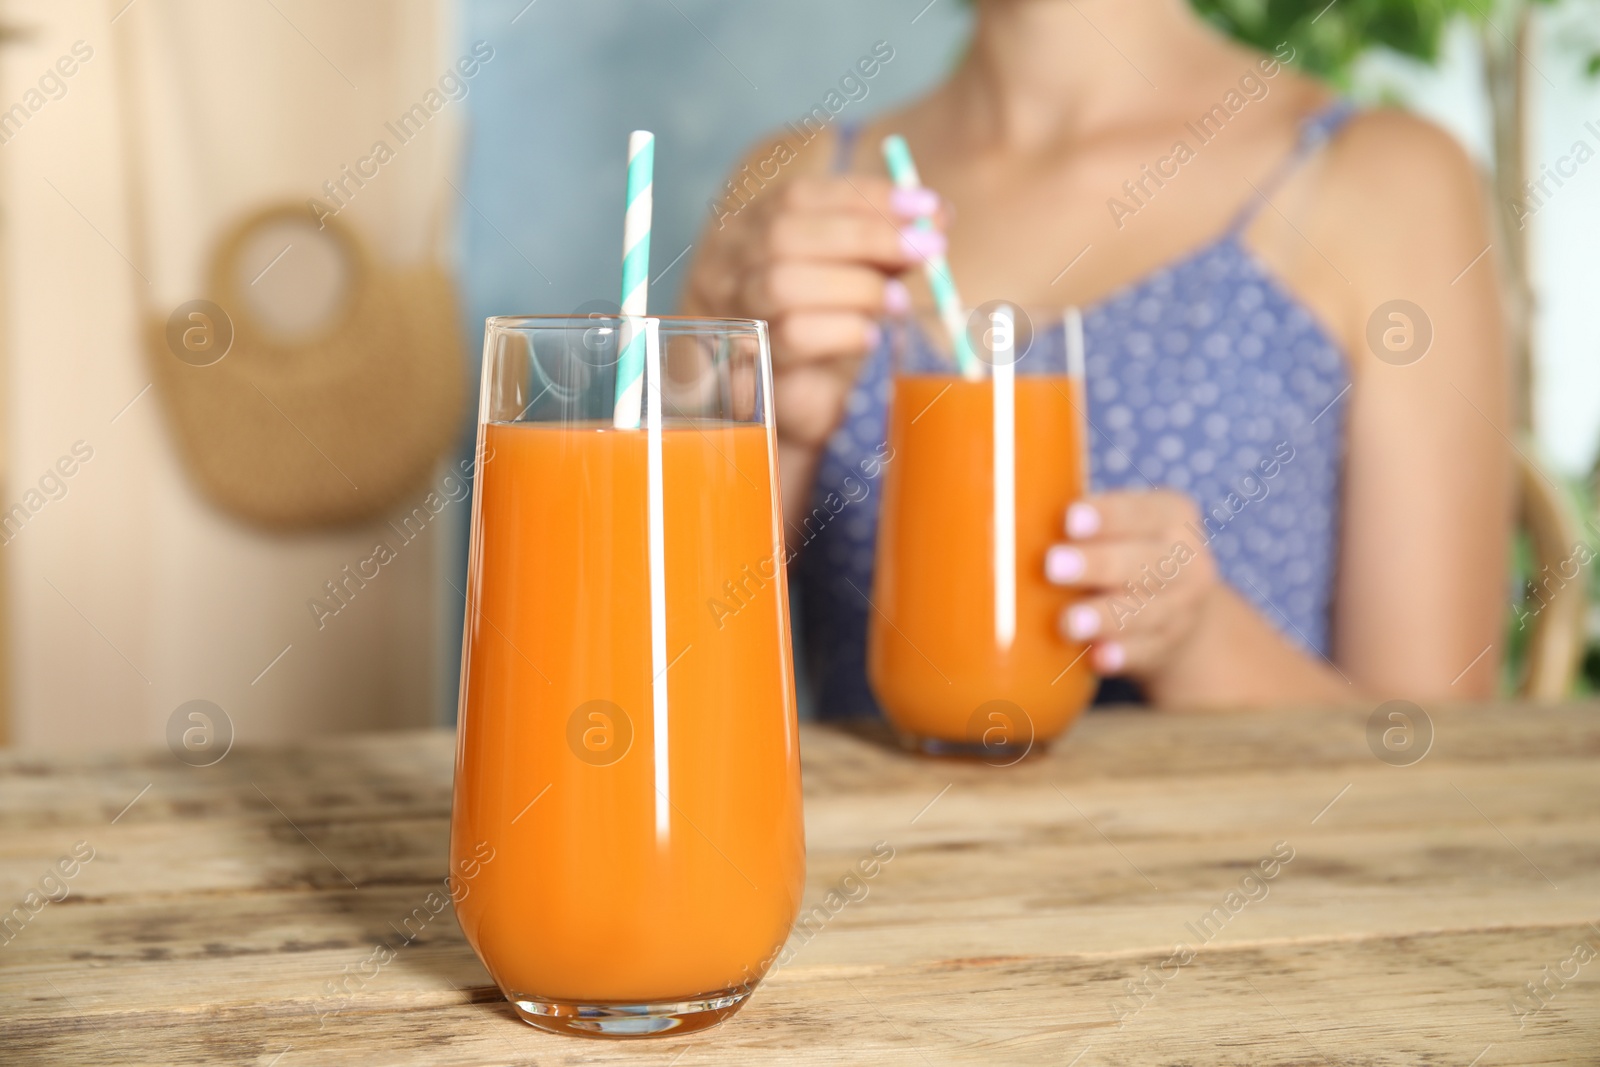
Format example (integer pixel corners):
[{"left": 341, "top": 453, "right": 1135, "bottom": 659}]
[{"left": 906, "top": 138, "right": 1250, "bottom": 299}]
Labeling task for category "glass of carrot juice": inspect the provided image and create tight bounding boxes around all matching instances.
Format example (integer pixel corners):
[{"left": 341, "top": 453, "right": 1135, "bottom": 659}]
[
  {"left": 452, "top": 316, "right": 805, "bottom": 1038},
  {"left": 868, "top": 306, "right": 1096, "bottom": 761}
]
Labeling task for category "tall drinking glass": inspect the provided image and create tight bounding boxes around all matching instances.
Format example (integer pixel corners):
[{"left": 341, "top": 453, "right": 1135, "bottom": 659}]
[
  {"left": 451, "top": 316, "right": 804, "bottom": 1038},
  {"left": 868, "top": 307, "right": 1096, "bottom": 761}
]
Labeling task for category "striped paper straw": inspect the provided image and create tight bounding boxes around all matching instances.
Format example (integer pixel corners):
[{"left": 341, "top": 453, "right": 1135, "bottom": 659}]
[
  {"left": 614, "top": 129, "right": 655, "bottom": 429},
  {"left": 880, "top": 134, "right": 979, "bottom": 379}
]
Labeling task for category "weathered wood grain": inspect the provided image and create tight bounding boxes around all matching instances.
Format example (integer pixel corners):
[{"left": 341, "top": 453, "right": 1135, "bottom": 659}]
[{"left": 1, "top": 704, "right": 1597, "bottom": 1065}]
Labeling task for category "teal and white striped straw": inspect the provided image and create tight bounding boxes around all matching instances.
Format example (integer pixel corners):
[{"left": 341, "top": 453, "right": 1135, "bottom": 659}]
[
  {"left": 614, "top": 129, "right": 655, "bottom": 429},
  {"left": 880, "top": 134, "right": 979, "bottom": 379}
]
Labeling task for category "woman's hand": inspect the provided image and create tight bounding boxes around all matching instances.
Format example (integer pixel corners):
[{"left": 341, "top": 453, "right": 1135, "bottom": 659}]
[
  {"left": 1043, "top": 491, "right": 1219, "bottom": 680},
  {"left": 684, "top": 170, "right": 943, "bottom": 450}
]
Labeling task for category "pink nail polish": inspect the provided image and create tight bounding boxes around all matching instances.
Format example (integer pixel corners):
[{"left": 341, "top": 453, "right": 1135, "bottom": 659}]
[
  {"left": 1096, "top": 641, "right": 1126, "bottom": 673},
  {"left": 863, "top": 322, "right": 882, "bottom": 351},
  {"left": 1066, "top": 502, "right": 1101, "bottom": 539},
  {"left": 1045, "top": 546, "right": 1084, "bottom": 584},
  {"left": 890, "top": 186, "right": 939, "bottom": 218},
  {"left": 1066, "top": 604, "right": 1100, "bottom": 641},
  {"left": 900, "top": 227, "right": 946, "bottom": 261},
  {"left": 884, "top": 278, "right": 911, "bottom": 316}
]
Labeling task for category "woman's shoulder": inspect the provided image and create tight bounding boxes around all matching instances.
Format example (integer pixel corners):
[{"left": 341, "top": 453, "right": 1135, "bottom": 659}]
[
  {"left": 1303, "top": 103, "right": 1501, "bottom": 375},
  {"left": 1294, "top": 95, "right": 1478, "bottom": 239},
  {"left": 1313, "top": 104, "right": 1491, "bottom": 283},
  {"left": 1229, "top": 49, "right": 1472, "bottom": 193},
  {"left": 1326, "top": 106, "right": 1481, "bottom": 196}
]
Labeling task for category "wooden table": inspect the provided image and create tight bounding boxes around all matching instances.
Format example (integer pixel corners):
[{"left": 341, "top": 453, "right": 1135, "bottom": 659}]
[{"left": 3, "top": 704, "right": 1597, "bottom": 1065}]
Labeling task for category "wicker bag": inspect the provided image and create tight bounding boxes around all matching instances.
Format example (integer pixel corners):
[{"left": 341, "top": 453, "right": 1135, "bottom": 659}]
[{"left": 145, "top": 204, "right": 465, "bottom": 529}]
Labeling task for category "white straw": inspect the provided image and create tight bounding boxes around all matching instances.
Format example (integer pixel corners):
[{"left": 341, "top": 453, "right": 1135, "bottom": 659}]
[
  {"left": 643, "top": 317, "right": 670, "bottom": 843},
  {"left": 1065, "top": 306, "right": 1090, "bottom": 496},
  {"left": 992, "top": 305, "right": 1016, "bottom": 651}
]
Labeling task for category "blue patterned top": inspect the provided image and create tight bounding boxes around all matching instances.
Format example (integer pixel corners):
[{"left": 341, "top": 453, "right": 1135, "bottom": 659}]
[{"left": 795, "top": 102, "right": 1357, "bottom": 716}]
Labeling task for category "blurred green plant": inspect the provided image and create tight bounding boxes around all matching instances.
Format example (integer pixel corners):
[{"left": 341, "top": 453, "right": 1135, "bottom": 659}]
[
  {"left": 1191, "top": 0, "right": 1600, "bottom": 80},
  {"left": 1190, "top": 0, "right": 1471, "bottom": 79}
]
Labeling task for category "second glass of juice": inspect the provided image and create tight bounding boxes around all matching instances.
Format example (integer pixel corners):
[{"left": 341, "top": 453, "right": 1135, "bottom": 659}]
[
  {"left": 868, "top": 307, "right": 1096, "bottom": 760},
  {"left": 452, "top": 316, "right": 804, "bottom": 1038}
]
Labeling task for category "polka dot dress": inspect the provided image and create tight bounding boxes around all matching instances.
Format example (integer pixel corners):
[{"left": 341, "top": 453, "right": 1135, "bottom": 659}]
[{"left": 797, "top": 103, "right": 1356, "bottom": 717}]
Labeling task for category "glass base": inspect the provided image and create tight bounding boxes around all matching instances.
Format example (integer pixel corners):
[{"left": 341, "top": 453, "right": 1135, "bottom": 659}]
[
  {"left": 508, "top": 986, "right": 750, "bottom": 1039},
  {"left": 896, "top": 730, "right": 1038, "bottom": 765}
]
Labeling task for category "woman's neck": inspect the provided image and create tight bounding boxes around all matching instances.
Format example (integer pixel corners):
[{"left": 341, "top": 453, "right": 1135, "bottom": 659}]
[{"left": 947, "top": 0, "right": 1224, "bottom": 151}]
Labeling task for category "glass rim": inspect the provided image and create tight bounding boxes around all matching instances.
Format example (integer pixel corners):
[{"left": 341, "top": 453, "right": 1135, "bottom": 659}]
[{"left": 485, "top": 314, "right": 767, "bottom": 332}]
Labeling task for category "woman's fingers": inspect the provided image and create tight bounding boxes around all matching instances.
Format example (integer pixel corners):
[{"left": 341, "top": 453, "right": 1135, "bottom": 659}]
[
  {"left": 781, "top": 174, "right": 893, "bottom": 215},
  {"left": 690, "top": 170, "right": 945, "bottom": 452},
  {"left": 1057, "top": 594, "right": 1186, "bottom": 678},
  {"left": 780, "top": 174, "right": 941, "bottom": 222},
  {"left": 771, "top": 311, "right": 880, "bottom": 364},
  {"left": 1043, "top": 539, "right": 1192, "bottom": 590},
  {"left": 767, "top": 211, "right": 943, "bottom": 268},
  {"left": 1065, "top": 491, "right": 1201, "bottom": 542},
  {"left": 1088, "top": 632, "right": 1167, "bottom": 677},
  {"left": 1057, "top": 588, "right": 1187, "bottom": 643},
  {"left": 746, "top": 262, "right": 888, "bottom": 320},
  {"left": 1048, "top": 486, "right": 1219, "bottom": 676}
]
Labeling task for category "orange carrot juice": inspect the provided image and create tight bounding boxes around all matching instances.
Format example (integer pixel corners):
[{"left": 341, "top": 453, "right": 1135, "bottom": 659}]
[
  {"left": 451, "top": 419, "right": 804, "bottom": 1021},
  {"left": 869, "top": 375, "right": 1095, "bottom": 751}
]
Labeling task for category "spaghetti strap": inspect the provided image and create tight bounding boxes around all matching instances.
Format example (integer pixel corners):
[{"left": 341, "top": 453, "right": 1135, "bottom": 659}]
[
  {"left": 832, "top": 120, "right": 863, "bottom": 175},
  {"left": 1227, "top": 99, "right": 1359, "bottom": 233}
]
